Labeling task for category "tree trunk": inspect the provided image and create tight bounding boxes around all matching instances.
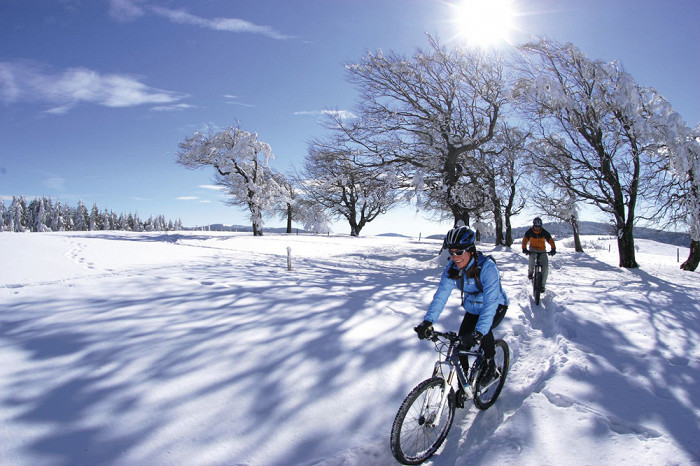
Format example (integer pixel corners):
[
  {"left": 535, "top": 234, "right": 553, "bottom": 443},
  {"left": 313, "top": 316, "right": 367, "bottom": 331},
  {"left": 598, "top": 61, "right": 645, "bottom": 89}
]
[
  {"left": 494, "top": 217, "right": 504, "bottom": 246},
  {"left": 616, "top": 222, "right": 638, "bottom": 268},
  {"left": 569, "top": 215, "right": 583, "bottom": 252},
  {"left": 681, "top": 240, "right": 700, "bottom": 271},
  {"left": 505, "top": 217, "right": 513, "bottom": 247},
  {"left": 504, "top": 197, "right": 514, "bottom": 247},
  {"left": 450, "top": 205, "right": 470, "bottom": 228},
  {"left": 286, "top": 203, "right": 293, "bottom": 234}
]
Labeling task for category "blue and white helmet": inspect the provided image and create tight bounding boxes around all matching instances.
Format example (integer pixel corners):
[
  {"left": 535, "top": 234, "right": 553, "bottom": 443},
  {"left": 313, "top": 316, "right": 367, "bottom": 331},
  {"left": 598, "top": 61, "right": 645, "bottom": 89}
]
[
  {"left": 443, "top": 226, "right": 476, "bottom": 252},
  {"left": 533, "top": 217, "right": 543, "bottom": 227}
]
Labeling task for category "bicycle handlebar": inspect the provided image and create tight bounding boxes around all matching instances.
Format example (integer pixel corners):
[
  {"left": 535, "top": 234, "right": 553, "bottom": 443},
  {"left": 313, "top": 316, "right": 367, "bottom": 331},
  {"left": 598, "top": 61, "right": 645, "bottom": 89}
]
[
  {"left": 428, "top": 330, "right": 481, "bottom": 348},
  {"left": 425, "top": 329, "right": 458, "bottom": 342},
  {"left": 425, "top": 330, "right": 484, "bottom": 358}
]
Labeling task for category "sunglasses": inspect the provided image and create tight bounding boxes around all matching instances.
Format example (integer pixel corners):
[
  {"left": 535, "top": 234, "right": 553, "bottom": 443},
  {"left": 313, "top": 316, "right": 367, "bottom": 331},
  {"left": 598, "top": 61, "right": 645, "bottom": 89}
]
[{"left": 449, "top": 249, "right": 468, "bottom": 256}]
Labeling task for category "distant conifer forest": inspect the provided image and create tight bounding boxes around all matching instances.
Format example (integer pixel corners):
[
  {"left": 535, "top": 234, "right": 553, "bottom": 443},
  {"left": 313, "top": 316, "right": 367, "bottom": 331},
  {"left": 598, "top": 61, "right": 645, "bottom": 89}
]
[{"left": 0, "top": 196, "right": 182, "bottom": 232}]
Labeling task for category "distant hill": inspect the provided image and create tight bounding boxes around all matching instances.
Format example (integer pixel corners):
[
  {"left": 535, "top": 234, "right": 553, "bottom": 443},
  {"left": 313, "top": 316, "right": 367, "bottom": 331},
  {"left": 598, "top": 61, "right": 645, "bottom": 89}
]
[
  {"left": 184, "top": 224, "right": 304, "bottom": 234},
  {"left": 428, "top": 221, "right": 690, "bottom": 247},
  {"left": 187, "top": 222, "right": 690, "bottom": 247},
  {"left": 511, "top": 221, "right": 690, "bottom": 247}
]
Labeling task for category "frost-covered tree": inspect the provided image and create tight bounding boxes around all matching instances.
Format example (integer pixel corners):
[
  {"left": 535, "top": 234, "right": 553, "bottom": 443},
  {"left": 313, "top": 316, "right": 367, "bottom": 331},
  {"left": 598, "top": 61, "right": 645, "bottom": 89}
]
[
  {"left": 331, "top": 34, "right": 507, "bottom": 227},
  {"left": 0, "top": 198, "right": 6, "bottom": 232},
  {"left": 513, "top": 38, "right": 677, "bottom": 268},
  {"left": 5, "top": 199, "right": 15, "bottom": 232},
  {"left": 500, "top": 130, "right": 529, "bottom": 247},
  {"left": 528, "top": 175, "right": 584, "bottom": 252},
  {"left": 10, "top": 196, "right": 27, "bottom": 232},
  {"left": 477, "top": 122, "right": 529, "bottom": 246},
  {"left": 52, "top": 201, "right": 65, "bottom": 231},
  {"left": 654, "top": 121, "right": 700, "bottom": 270},
  {"left": 301, "top": 142, "right": 401, "bottom": 236},
  {"left": 271, "top": 170, "right": 296, "bottom": 234},
  {"left": 275, "top": 169, "right": 335, "bottom": 234},
  {"left": 177, "top": 126, "right": 279, "bottom": 236},
  {"left": 74, "top": 200, "right": 89, "bottom": 231},
  {"left": 291, "top": 197, "right": 332, "bottom": 234},
  {"left": 62, "top": 203, "right": 74, "bottom": 231},
  {"left": 677, "top": 126, "right": 700, "bottom": 270},
  {"left": 27, "top": 197, "right": 51, "bottom": 232}
]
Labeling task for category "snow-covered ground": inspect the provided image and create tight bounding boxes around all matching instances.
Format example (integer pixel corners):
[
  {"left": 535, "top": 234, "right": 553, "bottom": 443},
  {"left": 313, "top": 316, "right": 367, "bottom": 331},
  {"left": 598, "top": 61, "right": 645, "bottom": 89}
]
[{"left": 1, "top": 231, "right": 698, "bottom": 465}]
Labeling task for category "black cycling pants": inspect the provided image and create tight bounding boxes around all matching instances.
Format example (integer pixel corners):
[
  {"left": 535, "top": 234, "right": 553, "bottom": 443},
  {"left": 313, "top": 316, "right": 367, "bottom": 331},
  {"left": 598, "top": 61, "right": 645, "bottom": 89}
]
[{"left": 458, "top": 312, "right": 495, "bottom": 361}]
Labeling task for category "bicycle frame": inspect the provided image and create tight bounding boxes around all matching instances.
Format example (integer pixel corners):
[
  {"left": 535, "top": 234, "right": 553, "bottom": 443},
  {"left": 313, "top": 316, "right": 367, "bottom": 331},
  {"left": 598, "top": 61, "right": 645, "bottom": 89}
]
[
  {"left": 532, "top": 250, "right": 546, "bottom": 271},
  {"left": 423, "top": 331, "right": 483, "bottom": 424}
]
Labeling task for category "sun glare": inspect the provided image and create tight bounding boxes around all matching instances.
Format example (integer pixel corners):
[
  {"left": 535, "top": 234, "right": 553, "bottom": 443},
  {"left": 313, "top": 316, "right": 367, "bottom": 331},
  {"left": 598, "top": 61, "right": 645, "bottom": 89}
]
[{"left": 451, "top": 0, "right": 518, "bottom": 48}]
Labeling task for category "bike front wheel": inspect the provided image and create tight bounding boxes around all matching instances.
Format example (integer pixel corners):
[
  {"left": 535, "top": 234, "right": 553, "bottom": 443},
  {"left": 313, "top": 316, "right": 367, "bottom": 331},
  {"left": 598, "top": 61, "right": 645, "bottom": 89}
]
[
  {"left": 390, "top": 377, "right": 455, "bottom": 465},
  {"left": 533, "top": 270, "right": 542, "bottom": 305},
  {"left": 474, "top": 339, "right": 510, "bottom": 410}
]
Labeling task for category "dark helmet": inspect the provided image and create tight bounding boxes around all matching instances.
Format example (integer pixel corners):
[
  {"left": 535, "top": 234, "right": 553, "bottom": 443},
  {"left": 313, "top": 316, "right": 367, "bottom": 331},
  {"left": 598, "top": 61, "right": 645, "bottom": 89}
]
[
  {"left": 533, "top": 217, "right": 543, "bottom": 227},
  {"left": 443, "top": 226, "right": 476, "bottom": 252}
]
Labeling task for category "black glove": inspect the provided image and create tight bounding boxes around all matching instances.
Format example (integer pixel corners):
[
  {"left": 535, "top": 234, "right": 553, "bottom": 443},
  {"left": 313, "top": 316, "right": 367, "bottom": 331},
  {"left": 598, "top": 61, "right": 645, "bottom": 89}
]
[
  {"left": 549, "top": 249, "right": 556, "bottom": 256},
  {"left": 460, "top": 331, "right": 483, "bottom": 348},
  {"left": 414, "top": 320, "right": 434, "bottom": 340},
  {"left": 522, "top": 249, "right": 530, "bottom": 255}
]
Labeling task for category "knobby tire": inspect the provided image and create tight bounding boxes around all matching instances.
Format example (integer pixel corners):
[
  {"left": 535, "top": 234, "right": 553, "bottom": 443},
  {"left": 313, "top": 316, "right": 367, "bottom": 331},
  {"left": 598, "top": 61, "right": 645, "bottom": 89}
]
[
  {"left": 533, "top": 270, "right": 542, "bottom": 305},
  {"left": 474, "top": 339, "right": 510, "bottom": 410},
  {"left": 390, "top": 377, "right": 455, "bottom": 465}
]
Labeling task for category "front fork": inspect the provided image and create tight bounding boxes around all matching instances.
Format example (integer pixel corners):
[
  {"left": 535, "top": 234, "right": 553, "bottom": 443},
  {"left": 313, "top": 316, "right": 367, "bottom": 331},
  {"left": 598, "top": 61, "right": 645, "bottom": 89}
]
[{"left": 423, "top": 353, "right": 476, "bottom": 424}]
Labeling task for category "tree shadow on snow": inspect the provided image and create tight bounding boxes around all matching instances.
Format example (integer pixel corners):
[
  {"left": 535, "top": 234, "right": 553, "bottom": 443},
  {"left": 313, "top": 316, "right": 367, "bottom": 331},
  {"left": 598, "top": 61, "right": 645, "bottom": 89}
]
[
  {"left": 505, "top": 252, "right": 700, "bottom": 462},
  {"left": 0, "top": 241, "right": 440, "bottom": 465}
]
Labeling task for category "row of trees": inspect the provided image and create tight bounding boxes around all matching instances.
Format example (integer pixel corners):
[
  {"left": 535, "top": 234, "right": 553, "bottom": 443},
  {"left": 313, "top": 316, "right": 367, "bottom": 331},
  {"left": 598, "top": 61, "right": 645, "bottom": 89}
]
[
  {"left": 175, "top": 36, "right": 699, "bottom": 271},
  {"left": 0, "top": 196, "right": 182, "bottom": 233}
]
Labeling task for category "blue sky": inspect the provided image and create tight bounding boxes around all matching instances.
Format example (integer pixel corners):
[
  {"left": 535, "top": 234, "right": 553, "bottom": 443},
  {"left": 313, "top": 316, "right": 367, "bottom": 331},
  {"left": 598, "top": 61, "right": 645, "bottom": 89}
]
[{"left": 1, "top": 0, "right": 698, "bottom": 236}]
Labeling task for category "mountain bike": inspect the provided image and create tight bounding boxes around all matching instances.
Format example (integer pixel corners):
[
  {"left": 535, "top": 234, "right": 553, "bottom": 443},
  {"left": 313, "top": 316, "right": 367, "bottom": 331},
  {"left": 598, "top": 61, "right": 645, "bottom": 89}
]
[{"left": 390, "top": 330, "right": 510, "bottom": 465}]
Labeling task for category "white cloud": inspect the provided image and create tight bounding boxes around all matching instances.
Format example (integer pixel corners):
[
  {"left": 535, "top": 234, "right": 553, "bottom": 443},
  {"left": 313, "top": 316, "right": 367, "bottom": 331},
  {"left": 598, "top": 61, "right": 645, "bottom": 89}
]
[
  {"left": 109, "top": 1, "right": 292, "bottom": 40},
  {"left": 0, "top": 61, "right": 188, "bottom": 113},
  {"left": 177, "top": 196, "right": 199, "bottom": 201},
  {"left": 44, "top": 177, "right": 67, "bottom": 192},
  {"left": 294, "top": 109, "right": 357, "bottom": 120},
  {"left": 199, "top": 185, "right": 226, "bottom": 191},
  {"left": 108, "top": 0, "right": 146, "bottom": 22},
  {"left": 150, "top": 6, "right": 292, "bottom": 39},
  {"left": 224, "top": 95, "right": 255, "bottom": 108},
  {"left": 150, "top": 103, "right": 196, "bottom": 112}
]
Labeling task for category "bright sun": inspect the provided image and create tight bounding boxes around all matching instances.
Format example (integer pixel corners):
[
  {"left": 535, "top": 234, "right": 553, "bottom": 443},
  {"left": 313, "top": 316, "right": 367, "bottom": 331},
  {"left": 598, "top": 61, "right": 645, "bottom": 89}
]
[{"left": 451, "top": 0, "right": 518, "bottom": 48}]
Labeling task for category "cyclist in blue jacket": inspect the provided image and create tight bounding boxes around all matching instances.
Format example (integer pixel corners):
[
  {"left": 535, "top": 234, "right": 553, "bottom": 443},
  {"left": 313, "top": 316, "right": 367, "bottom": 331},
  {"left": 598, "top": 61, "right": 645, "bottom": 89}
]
[{"left": 415, "top": 226, "right": 509, "bottom": 383}]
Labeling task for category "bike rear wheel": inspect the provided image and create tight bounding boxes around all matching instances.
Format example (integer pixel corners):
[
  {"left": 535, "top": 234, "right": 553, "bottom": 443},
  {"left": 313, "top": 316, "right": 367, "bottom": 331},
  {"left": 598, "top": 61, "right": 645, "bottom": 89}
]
[
  {"left": 390, "top": 377, "right": 455, "bottom": 465},
  {"left": 474, "top": 339, "right": 510, "bottom": 410}
]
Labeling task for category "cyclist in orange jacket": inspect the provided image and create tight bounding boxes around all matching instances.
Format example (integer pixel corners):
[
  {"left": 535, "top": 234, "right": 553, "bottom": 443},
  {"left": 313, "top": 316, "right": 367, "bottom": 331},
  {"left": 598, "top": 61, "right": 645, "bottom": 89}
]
[{"left": 521, "top": 217, "right": 556, "bottom": 292}]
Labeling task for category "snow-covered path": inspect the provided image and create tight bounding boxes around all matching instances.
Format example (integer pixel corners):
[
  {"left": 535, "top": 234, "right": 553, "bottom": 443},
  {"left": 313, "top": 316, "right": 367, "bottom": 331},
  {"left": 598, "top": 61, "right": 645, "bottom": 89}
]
[{"left": 1, "top": 232, "right": 698, "bottom": 465}]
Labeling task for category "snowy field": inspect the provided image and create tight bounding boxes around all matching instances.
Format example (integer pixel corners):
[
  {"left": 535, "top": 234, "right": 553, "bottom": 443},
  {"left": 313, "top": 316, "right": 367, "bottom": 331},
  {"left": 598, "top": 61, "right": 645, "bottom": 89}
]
[{"left": 1, "top": 231, "right": 698, "bottom": 465}]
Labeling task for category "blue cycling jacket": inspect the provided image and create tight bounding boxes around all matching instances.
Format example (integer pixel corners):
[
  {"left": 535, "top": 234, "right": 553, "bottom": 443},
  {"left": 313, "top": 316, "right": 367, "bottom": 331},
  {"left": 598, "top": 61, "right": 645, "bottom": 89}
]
[{"left": 424, "top": 253, "right": 509, "bottom": 335}]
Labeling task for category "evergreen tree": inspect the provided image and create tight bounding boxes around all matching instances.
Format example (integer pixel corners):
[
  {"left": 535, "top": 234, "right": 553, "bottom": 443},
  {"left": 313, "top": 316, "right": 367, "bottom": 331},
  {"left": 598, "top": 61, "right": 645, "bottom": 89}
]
[
  {"left": 53, "top": 201, "right": 65, "bottom": 231},
  {"left": 63, "top": 203, "right": 74, "bottom": 231},
  {"left": 74, "top": 200, "right": 89, "bottom": 231},
  {"left": 0, "top": 199, "right": 6, "bottom": 232},
  {"left": 11, "top": 196, "right": 27, "bottom": 232}
]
